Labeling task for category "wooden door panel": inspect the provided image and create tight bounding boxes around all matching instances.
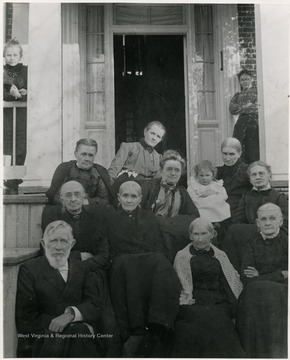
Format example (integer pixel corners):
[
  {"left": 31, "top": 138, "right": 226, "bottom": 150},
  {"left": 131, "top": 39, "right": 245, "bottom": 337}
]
[{"left": 198, "top": 126, "right": 220, "bottom": 165}]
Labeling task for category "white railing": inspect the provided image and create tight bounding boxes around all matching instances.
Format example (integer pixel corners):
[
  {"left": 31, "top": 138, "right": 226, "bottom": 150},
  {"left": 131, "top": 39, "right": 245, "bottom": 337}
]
[{"left": 3, "top": 101, "right": 27, "bottom": 166}]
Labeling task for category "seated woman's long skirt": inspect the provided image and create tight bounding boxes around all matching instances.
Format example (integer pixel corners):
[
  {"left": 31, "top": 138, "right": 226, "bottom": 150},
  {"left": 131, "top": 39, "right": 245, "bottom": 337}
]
[
  {"left": 236, "top": 281, "right": 288, "bottom": 358},
  {"left": 170, "top": 303, "right": 245, "bottom": 358},
  {"left": 109, "top": 252, "right": 181, "bottom": 342}
]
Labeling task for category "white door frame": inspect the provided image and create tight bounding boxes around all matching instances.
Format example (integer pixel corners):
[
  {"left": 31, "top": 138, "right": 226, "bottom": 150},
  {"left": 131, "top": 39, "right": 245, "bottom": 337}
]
[
  {"left": 103, "top": 4, "right": 240, "bottom": 173},
  {"left": 104, "top": 4, "right": 190, "bottom": 170}
]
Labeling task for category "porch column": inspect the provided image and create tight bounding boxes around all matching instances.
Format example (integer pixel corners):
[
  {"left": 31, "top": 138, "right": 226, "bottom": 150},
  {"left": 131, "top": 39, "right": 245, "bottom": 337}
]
[
  {"left": 20, "top": 3, "right": 62, "bottom": 188},
  {"left": 216, "top": 4, "right": 240, "bottom": 138},
  {"left": 255, "top": 4, "right": 289, "bottom": 181},
  {"left": 62, "top": 4, "right": 82, "bottom": 161}
]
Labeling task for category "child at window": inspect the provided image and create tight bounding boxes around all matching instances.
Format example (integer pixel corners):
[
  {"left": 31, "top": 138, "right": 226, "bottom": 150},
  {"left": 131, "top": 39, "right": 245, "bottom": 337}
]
[
  {"left": 187, "top": 160, "right": 231, "bottom": 225},
  {"left": 3, "top": 38, "right": 28, "bottom": 165}
]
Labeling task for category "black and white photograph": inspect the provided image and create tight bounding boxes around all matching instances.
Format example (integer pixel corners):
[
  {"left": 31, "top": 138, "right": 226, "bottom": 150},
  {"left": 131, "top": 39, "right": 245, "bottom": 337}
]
[{"left": 2, "top": 0, "right": 289, "bottom": 358}]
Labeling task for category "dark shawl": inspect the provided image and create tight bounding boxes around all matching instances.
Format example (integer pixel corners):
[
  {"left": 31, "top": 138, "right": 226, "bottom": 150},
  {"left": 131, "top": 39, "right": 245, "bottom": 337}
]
[
  {"left": 233, "top": 187, "right": 288, "bottom": 235},
  {"left": 46, "top": 160, "right": 113, "bottom": 204},
  {"left": 216, "top": 161, "right": 251, "bottom": 215},
  {"left": 105, "top": 206, "right": 165, "bottom": 259},
  {"left": 141, "top": 178, "right": 200, "bottom": 217}
]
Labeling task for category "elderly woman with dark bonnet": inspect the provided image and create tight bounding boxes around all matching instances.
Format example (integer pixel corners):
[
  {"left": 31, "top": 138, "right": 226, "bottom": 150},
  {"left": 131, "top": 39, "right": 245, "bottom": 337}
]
[
  {"left": 108, "top": 121, "right": 166, "bottom": 196},
  {"left": 171, "top": 217, "right": 245, "bottom": 358},
  {"left": 236, "top": 203, "right": 288, "bottom": 358},
  {"left": 46, "top": 138, "right": 112, "bottom": 205},
  {"left": 104, "top": 181, "right": 181, "bottom": 357},
  {"left": 141, "top": 150, "right": 200, "bottom": 261}
]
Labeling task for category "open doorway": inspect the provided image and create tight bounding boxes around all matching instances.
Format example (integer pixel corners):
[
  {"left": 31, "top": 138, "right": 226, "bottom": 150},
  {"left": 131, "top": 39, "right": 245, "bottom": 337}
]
[{"left": 114, "top": 35, "right": 186, "bottom": 159}]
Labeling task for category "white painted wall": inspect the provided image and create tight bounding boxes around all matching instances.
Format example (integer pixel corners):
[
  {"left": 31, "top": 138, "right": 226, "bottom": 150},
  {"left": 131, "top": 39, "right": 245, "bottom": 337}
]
[
  {"left": 255, "top": 4, "right": 289, "bottom": 181},
  {"left": 13, "top": 4, "right": 289, "bottom": 186},
  {"left": 21, "top": 3, "right": 62, "bottom": 187}
]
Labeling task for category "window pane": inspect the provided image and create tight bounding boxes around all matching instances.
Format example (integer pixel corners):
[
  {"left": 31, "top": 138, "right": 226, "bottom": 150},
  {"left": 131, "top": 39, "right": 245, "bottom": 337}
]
[
  {"left": 87, "top": 93, "right": 105, "bottom": 122},
  {"left": 114, "top": 5, "right": 185, "bottom": 25},
  {"left": 87, "top": 63, "right": 105, "bottom": 92},
  {"left": 195, "top": 62, "right": 215, "bottom": 91},
  {"left": 195, "top": 34, "right": 214, "bottom": 62},
  {"left": 195, "top": 5, "right": 213, "bottom": 33},
  {"left": 194, "top": 5, "right": 215, "bottom": 121},
  {"left": 86, "top": 6, "right": 104, "bottom": 33},
  {"left": 114, "top": 5, "right": 149, "bottom": 25},
  {"left": 87, "top": 34, "right": 104, "bottom": 63},
  {"left": 150, "top": 6, "right": 185, "bottom": 25},
  {"left": 197, "top": 92, "right": 216, "bottom": 120}
]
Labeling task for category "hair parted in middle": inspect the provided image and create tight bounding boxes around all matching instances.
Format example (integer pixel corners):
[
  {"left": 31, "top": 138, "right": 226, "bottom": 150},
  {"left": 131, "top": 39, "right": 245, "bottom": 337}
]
[
  {"left": 75, "top": 138, "right": 98, "bottom": 152},
  {"left": 144, "top": 121, "right": 166, "bottom": 136},
  {"left": 220, "top": 137, "right": 242, "bottom": 154},
  {"left": 257, "top": 203, "right": 283, "bottom": 218},
  {"left": 43, "top": 220, "right": 74, "bottom": 243},
  {"left": 247, "top": 160, "right": 272, "bottom": 176},
  {"left": 189, "top": 217, "right": 214, "bottom": 234},
  {"left": 160, "top": 149, "right": 186, "bottom": 172},
  {"left": 118, "top": 180, "right": 142, "bottom": 197}
]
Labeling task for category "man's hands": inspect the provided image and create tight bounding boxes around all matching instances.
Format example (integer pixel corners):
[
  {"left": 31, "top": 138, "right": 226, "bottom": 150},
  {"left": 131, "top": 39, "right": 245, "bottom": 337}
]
[
  {"left": 81, "top": 252, "right": 93, "bottom": 261},
  {"left": 245, "top": 267, "right": 288, "bottom": 280},
  {"left": 244, "top": 266, "right": 259, "bottom": 278},
  {"left": 281, "top": 270, "right": 288, "bottom": 279},
  {"left": 49, "top": 312, "right": 74, "bottom": 333}
]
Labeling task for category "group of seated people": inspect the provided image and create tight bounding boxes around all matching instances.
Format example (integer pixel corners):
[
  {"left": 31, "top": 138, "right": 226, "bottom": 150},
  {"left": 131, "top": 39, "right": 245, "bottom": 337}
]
[{"left": 15, "top": 121, "right": 288, "bottom": 358}]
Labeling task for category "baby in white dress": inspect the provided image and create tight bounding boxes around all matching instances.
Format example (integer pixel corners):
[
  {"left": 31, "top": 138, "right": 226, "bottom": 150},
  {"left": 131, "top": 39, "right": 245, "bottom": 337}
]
[{"left": 187, "top": 160, "right": 231, "bottom": 223}]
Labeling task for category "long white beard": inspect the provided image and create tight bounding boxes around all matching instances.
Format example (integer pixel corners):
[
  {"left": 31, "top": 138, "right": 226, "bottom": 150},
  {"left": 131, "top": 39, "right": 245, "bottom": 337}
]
[{"left": 46, "top": 253, "right": 69, "bottom": 269}]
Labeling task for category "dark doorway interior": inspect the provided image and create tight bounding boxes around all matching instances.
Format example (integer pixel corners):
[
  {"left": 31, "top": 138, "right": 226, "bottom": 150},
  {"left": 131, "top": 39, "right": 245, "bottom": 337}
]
[{"left": 114, "top": 35, "right": 186, "bottom": 158}]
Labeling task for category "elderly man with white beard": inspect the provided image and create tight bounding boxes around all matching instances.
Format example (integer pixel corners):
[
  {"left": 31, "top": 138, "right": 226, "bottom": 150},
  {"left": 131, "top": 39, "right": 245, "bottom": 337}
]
[{"left": 15, "top": 220, "right": 104, "bottom": 358}]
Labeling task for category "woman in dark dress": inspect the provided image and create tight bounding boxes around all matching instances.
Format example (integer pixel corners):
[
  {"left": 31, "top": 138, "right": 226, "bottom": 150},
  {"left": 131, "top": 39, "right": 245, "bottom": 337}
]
[
  {"left": 141, "top": 149, "right": 199, "bottom": 217},
  {"left": 46, "top": 138, "right": 112, "bottom": 205},
  {"left": 216, "top": 137, "right": 251, "bottom": 218},
  {"left": 108, "top": 121, "right": 166, "bottom": 198},
  {"left": 222, "top": 160, "right": 288, "bottom": 273},
  {"left": 236, "top": 203, "right": 288, "bottom": 358},
  {"left": 105, "top": 181, "right": 181, "bottom": 357},
  {"left": 171, "top": 217, "right": 245, "bottom": 358},
  {"left": 141, "top": 150, "right": 200, "bottom": 262}
]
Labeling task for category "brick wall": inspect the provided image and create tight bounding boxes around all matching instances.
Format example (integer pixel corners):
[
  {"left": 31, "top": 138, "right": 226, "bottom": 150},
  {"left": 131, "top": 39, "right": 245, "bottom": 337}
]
[
  {"left": 5, "top": 3, "right": 13, "bottom": 42},
  {"left": 237, "top": 4, "right": 256, "bottom": 78}
]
